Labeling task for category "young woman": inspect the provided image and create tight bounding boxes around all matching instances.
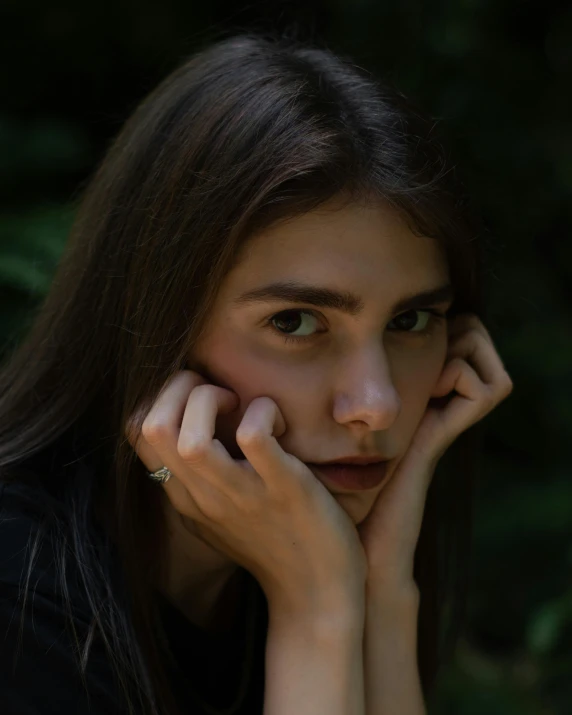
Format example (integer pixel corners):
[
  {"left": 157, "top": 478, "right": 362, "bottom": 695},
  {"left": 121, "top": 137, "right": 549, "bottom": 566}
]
[{"left": 0, "top": 31, "right": 513, "bottom": 715}]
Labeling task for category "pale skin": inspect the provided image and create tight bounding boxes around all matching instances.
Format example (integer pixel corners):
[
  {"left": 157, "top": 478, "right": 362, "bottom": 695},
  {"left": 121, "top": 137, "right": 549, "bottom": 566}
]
[
  {"left": 128, "top": 193, "right": 513, "bottom": 712},
  {"left": 160, "top": 195, "right": 456, "bottom": 629}
]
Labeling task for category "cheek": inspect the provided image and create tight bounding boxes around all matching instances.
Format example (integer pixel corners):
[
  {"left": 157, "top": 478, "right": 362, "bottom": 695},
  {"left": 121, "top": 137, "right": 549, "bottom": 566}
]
[
  {"left": 392, "top": 343, "right": 447, "bottom": 421},
  {"left": 192, "top": 328, "right": 266, "bottom": 393},
  {"left": 194, "top": 339, "right": 295, "bottom": 403},
  {"left": 190, "top": 332, "right": 321, "bottom": 452},
  {"left": 423, "top": 347, "right": 448, "bottom": 388}
]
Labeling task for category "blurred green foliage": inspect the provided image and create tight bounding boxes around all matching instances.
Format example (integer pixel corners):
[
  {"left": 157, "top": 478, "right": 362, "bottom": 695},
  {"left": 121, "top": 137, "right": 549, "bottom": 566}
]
[{"left": 0, "top": 1, "right": 570, "bottom": 713}]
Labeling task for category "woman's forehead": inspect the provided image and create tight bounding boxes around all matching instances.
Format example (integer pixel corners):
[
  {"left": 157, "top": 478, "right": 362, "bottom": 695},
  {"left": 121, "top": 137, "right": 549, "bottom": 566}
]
[{"left": 229, "top": 202, "right": 448, "bottom": 290}]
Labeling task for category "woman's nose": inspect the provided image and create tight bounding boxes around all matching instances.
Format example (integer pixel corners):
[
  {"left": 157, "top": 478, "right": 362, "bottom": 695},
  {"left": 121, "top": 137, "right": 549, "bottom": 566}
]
[
  {"left": 334, "top": 387, "right": 401, "bottom": 430},
  {"left": 333, "top": 351, "right": 402, "bottom": 431}
]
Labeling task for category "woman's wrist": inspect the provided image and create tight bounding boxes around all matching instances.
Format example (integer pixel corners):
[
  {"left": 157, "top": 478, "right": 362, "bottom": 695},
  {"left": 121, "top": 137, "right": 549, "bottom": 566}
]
[{"left": 267, "top": 581, "right": 366, "bottom": 635}]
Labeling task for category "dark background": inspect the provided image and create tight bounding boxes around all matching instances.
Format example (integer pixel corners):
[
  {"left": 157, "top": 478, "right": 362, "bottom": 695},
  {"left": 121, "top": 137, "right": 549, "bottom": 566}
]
[{"left": 1, "top": 2, "right": 570, "bottom": 713}]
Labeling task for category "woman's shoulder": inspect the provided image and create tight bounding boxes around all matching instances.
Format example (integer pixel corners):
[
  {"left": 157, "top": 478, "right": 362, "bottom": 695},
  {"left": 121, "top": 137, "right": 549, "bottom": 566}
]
[
  {"left": 0, "top": 480, "right": 73, "bottom": 598},
  {"left": 0, "top": 461, "right": 97, "bottom": 628},
  {"left": 0, "top": 470, "right": 126, "bottom": 713},
  {"left": 0, "top": 467, "right": 63, "bottom": 514}
]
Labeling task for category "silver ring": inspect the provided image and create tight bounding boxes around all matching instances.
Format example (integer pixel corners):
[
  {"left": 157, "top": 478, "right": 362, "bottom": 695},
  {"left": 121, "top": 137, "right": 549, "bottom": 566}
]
[{"left": 147, "top": 466, "right": 172, "bottom": 484}]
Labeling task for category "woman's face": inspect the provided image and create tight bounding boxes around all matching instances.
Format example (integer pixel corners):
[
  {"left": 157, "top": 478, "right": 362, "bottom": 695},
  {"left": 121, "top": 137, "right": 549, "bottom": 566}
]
[{"left": 190, "top": 197, "right": 454, "bottom": 524}]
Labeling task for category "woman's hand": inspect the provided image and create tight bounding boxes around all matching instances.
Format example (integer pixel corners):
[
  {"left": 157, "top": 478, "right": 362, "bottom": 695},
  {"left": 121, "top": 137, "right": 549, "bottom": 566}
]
[
  {"left": 125, "top": 370, "right": 367, "bottom": 617},
  {"left": 357, "top": 313, "right": 514, "bottom": 595}
]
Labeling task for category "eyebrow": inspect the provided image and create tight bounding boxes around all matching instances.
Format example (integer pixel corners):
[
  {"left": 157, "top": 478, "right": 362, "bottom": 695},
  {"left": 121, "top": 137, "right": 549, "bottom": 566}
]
[{"left": 233, "top": 280, "right": 455, "bottom": 316}]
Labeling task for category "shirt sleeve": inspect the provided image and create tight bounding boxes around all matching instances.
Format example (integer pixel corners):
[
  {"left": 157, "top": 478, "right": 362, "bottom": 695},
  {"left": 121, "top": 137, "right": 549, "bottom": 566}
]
[{"left": 0, "top": 481, "right": 127, "bottom": 715}]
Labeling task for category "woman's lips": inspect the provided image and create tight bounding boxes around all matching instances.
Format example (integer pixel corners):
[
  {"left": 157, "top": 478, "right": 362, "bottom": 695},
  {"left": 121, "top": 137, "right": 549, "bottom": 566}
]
[{"left": 307, "top": 461, "right": 388, "bottom": 491}]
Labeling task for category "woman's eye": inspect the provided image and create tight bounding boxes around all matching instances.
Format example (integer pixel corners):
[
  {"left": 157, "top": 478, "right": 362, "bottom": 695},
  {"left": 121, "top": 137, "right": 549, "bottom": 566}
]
[
  {"left": 266, "top": 310, "right": 323, "bottom": 344},
  {"left": 265, "top": 308, "right": 447, "bottom": 346},
  {"left": 388, "top": 309, "right": 439, "bottom": 334}
]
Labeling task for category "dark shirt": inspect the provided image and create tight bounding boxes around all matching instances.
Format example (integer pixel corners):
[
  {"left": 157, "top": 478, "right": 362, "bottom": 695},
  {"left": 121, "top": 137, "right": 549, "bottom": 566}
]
[{"left": 0, "top": 459, "right": 267, "bottom": 714}]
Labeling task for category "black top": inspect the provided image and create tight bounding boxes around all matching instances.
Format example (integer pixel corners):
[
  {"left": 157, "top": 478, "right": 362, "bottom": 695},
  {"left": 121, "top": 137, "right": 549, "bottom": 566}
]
[{"left": 0, "top": 446, "right": 268, "bottom": 715}]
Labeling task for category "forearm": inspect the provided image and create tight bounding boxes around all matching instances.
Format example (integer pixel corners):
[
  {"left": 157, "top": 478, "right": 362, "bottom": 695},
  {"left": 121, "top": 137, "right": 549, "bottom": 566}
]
[
  {"left": 364, "top": 587, "right": 426, "bottom": 715},
  {"left": 264, "top": 602, "right": 366, "bottom": 715}
]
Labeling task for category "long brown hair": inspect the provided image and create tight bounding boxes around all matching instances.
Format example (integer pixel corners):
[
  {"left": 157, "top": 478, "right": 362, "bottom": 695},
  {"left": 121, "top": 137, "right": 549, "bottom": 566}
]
[{"left": 0, "top": 30, "right": 488, "bottom": 714}]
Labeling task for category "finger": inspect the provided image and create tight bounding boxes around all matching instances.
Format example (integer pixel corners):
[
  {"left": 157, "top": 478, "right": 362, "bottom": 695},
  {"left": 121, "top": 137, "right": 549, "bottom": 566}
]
[
  {"left": 426, "top": 358, "right": 491, "bottom": 459},
  {"left": 132, "top": 371, "right": 237, "bottom": 481},
  {"left": 438, "top": 356, "right": 487, "bottom": 408},
  {"left": 447, "top": 328, "right": 512, "bottom": 393},
  {"left": 126, "top": 371, "right": 207, "bottom": 470},
  {"left": 176, "top": 383, "right": 253, "bottom": 494},
  {"left": 234, "top": 396, "right": 299, "bottom": 493},
  {"left": 448, "top": 313, "right": 493, "bottom": 344},
  {"left": 141, "top": 378, "right": 247, "bottom": 522},
  {"left": 125, "top": 371, "right": 212, "bottom": 522}
]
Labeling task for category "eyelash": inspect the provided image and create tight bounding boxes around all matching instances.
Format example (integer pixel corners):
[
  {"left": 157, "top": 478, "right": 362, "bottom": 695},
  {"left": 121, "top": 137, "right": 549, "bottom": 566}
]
[{"left": 264, "top": 308, "right": 448, "bottom": 345}]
